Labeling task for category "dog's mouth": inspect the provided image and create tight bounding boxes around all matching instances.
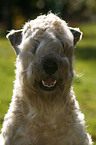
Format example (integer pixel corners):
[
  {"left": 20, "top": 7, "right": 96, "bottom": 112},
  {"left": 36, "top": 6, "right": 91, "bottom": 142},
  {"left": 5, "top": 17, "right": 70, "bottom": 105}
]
[{"left": 40, "top": 78, "right": 57, "bottom": 91}]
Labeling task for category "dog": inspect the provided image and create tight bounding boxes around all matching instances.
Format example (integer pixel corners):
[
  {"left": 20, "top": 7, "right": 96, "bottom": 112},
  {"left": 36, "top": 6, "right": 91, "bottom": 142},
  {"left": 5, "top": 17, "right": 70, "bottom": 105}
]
[{"left": 0, "top": 13, "right": 92, "bottom": 145}]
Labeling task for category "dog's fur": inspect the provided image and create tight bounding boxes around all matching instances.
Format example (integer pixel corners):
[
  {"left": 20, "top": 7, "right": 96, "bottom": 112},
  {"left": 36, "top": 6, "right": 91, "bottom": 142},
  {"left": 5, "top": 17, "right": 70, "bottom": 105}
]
[{"left": 0, "top": 13, "right": 92, "bottom": 145}]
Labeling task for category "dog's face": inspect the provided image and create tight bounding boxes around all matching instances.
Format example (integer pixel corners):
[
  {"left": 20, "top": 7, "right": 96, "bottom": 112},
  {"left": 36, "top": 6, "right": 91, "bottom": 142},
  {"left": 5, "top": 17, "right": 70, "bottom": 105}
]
[{"left": 7, "top": 13, "right": 82, "bottom": 99}]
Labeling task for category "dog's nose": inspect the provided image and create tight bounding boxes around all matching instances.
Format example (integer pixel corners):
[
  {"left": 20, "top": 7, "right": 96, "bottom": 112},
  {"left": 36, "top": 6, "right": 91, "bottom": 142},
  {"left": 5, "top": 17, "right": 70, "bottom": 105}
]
[{"left": 43, "top": 60, "right": 58, "bottom": 75}]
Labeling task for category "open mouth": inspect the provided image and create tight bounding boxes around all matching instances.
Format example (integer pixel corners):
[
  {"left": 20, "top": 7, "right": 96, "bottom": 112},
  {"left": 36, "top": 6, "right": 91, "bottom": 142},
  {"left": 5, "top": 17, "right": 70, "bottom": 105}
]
[{"left": 40, "top": 78, "right": 57, "bottom": 91}]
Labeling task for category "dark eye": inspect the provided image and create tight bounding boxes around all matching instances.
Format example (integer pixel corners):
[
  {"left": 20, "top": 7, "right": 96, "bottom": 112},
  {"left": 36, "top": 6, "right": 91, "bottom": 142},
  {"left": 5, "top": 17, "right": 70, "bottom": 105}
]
[
  {"left": 32, "top": 40, "right": 39, "bottom": 54},
  {"left": 32, "top": 46, "right": 37, "bottom": 54},
  {"left": 60, "top": 41, "right": 64, "bottom": 48}
]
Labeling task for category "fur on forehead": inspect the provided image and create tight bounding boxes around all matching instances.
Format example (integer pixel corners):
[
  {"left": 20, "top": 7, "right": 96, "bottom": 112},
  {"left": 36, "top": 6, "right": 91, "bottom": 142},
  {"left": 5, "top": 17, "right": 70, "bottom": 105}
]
[
  {"left": 22, "top": 13, "right": 74, "bottom": 46},
  {"left": 23, "top": 13, "right": 68, "bottom": 34}
]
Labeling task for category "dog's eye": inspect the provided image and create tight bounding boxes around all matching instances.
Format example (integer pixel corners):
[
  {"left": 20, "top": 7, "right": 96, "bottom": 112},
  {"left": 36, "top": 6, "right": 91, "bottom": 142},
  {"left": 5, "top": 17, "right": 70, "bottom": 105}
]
[
  {"left": 32, "top": 41, "right": 39, "bottom": 54},
  {"left": 32, "top": 46, "right": 37, "bottom": 54},
  {"left": 60, "top": 41, "right": 64, "bottom": 48}
]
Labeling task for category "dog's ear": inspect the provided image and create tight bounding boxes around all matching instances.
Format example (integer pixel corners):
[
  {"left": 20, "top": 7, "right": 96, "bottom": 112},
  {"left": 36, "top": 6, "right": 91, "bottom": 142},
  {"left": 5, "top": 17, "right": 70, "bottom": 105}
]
[
  {"left": 6, "top": 30, "right": 22, "bottom": 55},
  {"left": 69, "top": 27, "right": 83, "bottom": 46}
]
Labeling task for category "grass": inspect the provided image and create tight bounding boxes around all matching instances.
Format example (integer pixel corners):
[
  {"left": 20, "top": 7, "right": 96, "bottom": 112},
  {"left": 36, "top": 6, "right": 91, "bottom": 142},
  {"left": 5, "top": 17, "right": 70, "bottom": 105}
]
[
  {"left": 73, "top": 60, "right": 96, "bottom": 144},
  {"left": 73, "top": 23, "right": 96, "bottom": 144},
  {"left": 0, "top": 39, "right": 16, "bottom": 129},
  {"left": 0, "top": 23, "right": 96, "bottom": 144}
]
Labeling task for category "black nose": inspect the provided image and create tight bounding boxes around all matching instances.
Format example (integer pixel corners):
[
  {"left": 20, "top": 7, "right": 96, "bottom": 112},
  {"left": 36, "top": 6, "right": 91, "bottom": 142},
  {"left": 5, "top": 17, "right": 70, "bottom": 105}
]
[{"left": 43, "top": 59, "right": 58, "bottom": 75}]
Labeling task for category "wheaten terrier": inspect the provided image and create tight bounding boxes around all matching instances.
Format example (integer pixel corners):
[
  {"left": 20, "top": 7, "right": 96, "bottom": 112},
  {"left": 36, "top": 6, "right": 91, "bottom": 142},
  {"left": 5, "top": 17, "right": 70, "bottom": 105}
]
[{"left": 0, "top": 13, "right": 92, "bottom": 145}]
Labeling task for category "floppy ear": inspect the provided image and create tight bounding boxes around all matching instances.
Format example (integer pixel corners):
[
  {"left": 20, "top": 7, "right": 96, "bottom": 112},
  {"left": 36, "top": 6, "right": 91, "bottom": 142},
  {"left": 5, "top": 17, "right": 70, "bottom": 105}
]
[
  {"left": 69, "top": 27, "right": 83, "bottom": 46},
  {"left": 6, "top": 30, "right": 22, "bottom": 55}
]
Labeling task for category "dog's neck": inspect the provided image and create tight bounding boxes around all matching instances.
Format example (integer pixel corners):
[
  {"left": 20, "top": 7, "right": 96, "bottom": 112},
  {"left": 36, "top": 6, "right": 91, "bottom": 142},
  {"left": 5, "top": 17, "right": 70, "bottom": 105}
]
[{"left": 13, "top": 82, "right": 77, "bottom": 119}]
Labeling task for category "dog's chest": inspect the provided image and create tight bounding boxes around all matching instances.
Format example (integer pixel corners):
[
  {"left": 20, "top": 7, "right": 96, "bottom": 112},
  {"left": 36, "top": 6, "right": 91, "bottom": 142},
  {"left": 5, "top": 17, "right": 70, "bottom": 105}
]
[{"left": 18, "top": 114, "right": 78, "bottom": 145}]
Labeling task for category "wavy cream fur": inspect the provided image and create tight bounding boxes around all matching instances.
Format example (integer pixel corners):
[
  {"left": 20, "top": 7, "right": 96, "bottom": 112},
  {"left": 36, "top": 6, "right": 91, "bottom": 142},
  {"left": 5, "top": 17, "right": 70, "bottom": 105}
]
[{"left": 0, "top": 13, "right": 92, "bottom": 145}]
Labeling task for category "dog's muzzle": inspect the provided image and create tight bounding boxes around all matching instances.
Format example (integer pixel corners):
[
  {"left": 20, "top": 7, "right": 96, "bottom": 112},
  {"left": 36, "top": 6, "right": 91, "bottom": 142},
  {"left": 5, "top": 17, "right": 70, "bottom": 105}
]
[{"left": 40, "top": 59, "right": 58, "bottom": 91}]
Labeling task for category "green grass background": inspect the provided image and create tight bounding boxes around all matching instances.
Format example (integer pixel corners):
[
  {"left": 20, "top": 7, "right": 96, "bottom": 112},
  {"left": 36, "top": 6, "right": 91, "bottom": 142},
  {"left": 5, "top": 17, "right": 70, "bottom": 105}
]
[{"left": 0, "top": 23, "right": 96, "bottom": 144}]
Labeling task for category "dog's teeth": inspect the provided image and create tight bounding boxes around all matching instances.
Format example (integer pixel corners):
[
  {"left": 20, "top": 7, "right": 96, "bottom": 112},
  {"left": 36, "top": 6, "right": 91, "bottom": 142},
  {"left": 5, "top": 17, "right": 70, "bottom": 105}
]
[
  {"left": 42, "top": 80, "right": 56, "bottom": 88},
  {"left": 42, "top": 80, "right": 45, "bottom": 86},
  {"left": 53, "top": 80, "right": 56, "bottom": 85}
]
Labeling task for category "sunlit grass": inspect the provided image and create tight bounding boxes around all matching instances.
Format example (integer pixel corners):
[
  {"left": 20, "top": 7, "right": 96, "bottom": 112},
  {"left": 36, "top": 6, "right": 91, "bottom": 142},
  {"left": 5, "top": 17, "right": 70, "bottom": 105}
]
[
  {"left": 0, "top": 38, "right": 16, "bottom": 129},
  {"left": 73, "top": 23, "right": 96, "bottom": 144},
  {"left": 73, "top": 60, "right": 96, "bottom": 144}
]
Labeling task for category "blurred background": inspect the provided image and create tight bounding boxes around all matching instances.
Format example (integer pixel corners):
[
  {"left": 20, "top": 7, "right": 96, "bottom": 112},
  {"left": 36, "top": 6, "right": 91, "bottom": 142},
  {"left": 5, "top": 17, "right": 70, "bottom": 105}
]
[
  {"left": 0, "top": 0, "right": 96, "bottom": 34},
  {"left": 0, "top": 0, "right": 96, "bottom": 144}
]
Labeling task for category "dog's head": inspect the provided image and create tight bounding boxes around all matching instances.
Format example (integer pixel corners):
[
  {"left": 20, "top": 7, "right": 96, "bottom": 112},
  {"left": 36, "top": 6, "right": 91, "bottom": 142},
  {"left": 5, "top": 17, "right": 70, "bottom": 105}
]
[{"left": 7, "top": 13, "right": 82, "bottom": 99}]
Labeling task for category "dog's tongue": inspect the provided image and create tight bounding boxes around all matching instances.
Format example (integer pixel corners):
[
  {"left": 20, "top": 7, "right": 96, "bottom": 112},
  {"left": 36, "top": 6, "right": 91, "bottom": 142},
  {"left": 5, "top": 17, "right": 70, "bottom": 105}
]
[
  {"left": 42, "top": 78, "right": 56, "bottom": 87},
  {"left": 44, "top": 78, "right": 55, "bottom": 85}
]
